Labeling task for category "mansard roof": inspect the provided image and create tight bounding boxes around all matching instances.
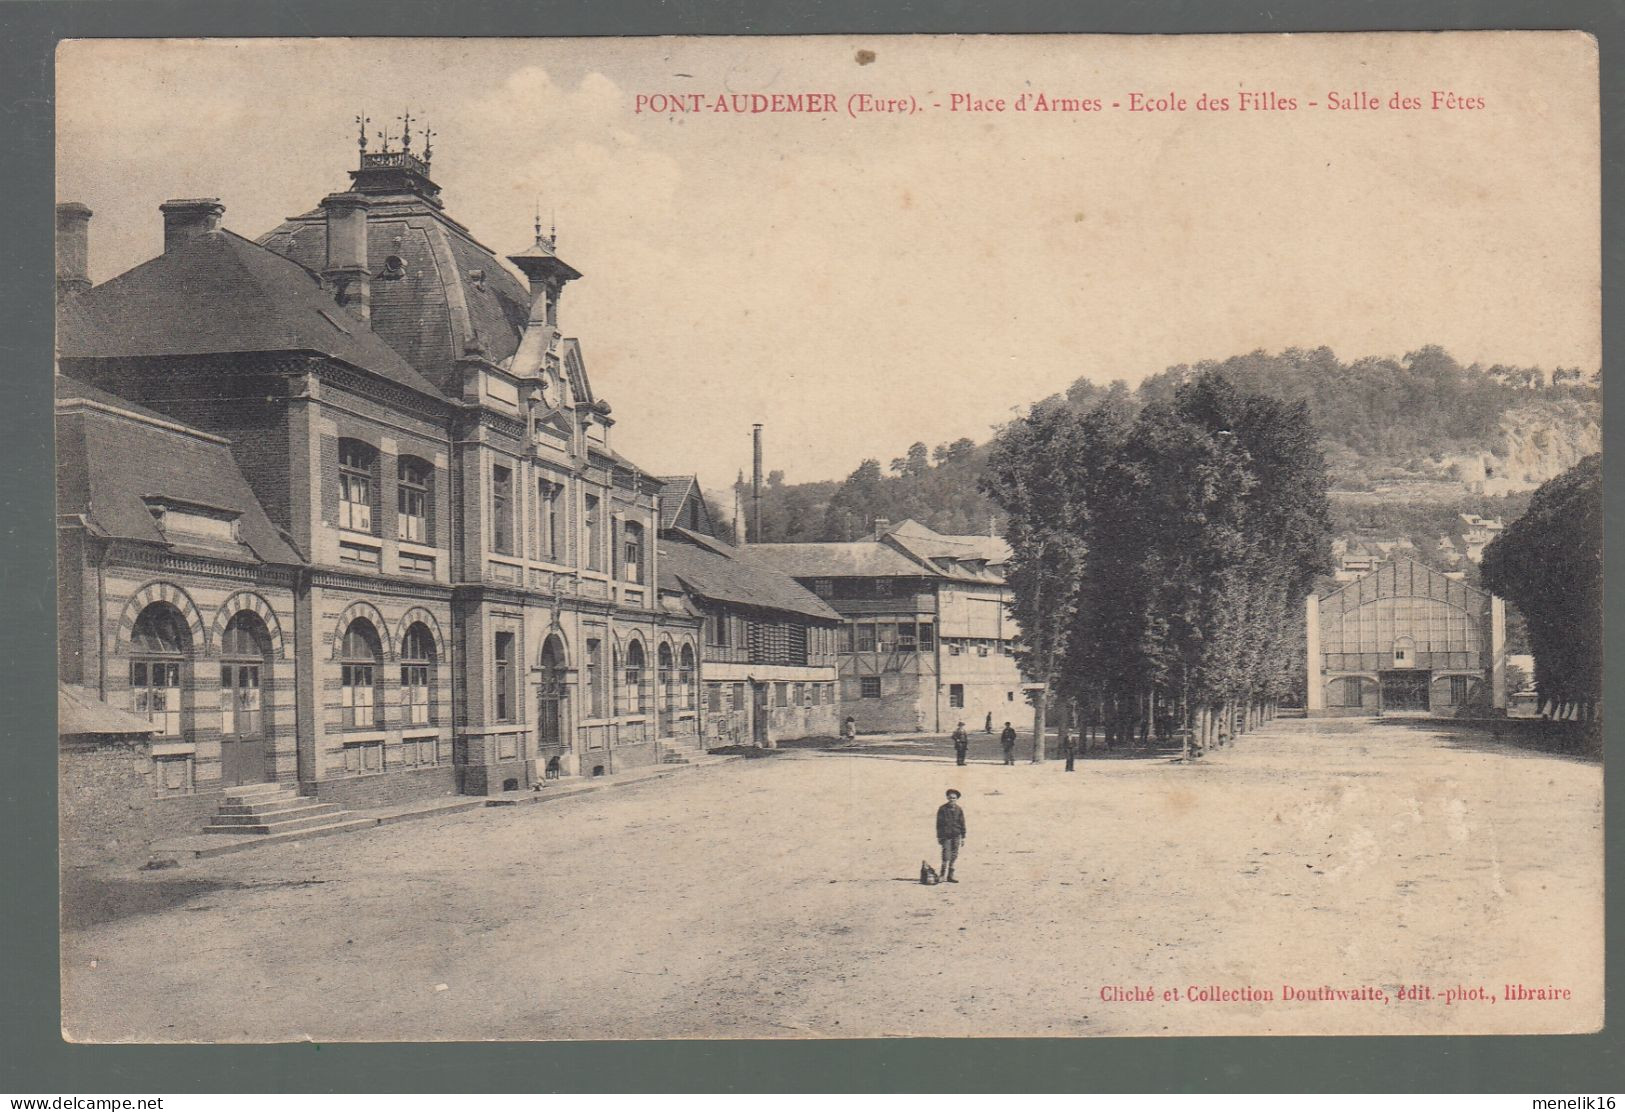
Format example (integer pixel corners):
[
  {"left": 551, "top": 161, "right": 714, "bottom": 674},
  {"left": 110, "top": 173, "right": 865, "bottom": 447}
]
[
  {"left": 259, "top": 192, "right": 531, "bottom": 397},
  {"left": 56, "top": 374, "right": 301, "bottom": 566},
  {"left": 56, "top": 228, "right": 443, "bottom": 400}
]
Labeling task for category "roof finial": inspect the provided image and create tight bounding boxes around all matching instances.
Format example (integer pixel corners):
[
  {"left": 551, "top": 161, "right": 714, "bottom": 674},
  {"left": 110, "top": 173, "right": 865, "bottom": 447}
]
[
  {"left": 399, "top": 108, "right": 414, "bottom": 152},
  {"left": 550, "top": 207, "right": 557, "bottom": 246},
  {"left": 534, "top": 198, "right": 543, "bottom": 244},
  {"left": 356, "top": 112, "right": 370, "bottom": 154},
  {"left": 376, "top": 125, "right": 393, "bottom": 153},
  {"left": 421, "top": 125, "right": 434, "bottom": 164}
]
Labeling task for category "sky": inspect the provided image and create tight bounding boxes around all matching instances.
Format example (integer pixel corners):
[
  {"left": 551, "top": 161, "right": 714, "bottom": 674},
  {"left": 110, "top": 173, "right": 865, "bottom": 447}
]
[{"left": 57, "top": 34, "right": 1600, "bottom": 493}]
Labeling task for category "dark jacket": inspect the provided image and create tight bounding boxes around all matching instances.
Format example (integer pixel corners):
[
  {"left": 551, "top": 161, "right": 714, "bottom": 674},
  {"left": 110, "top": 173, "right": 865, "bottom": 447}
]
[
  {"left": 951, "top": 727, "right": 968, "bottom": 748},
  {"left": 936, "top": 801, "right": 967, "bottom": 840},
  {"left": 1000, "top": 726, "right": 1017, "bottom": 747}
]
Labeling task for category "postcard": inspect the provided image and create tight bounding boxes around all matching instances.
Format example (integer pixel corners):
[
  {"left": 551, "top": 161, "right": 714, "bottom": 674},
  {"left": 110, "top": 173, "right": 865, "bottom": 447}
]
[{"left": 54, "top": 32, "right": 1601, "bottom": 1040}]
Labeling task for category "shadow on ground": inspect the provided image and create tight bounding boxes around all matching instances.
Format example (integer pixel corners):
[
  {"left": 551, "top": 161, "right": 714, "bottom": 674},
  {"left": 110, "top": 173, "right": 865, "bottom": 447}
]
[
  {"left": 781, "top": 732, "right": 1191, "bottom": 762},
  {"left": 1375, "top": 715, "right": 1601, "bottom": 762},
  {"left": 61, "top": 870, "right": 329, "bottom": 930}
]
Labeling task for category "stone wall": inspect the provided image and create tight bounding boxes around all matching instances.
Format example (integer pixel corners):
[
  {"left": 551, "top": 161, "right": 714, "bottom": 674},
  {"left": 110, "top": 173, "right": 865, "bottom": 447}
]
[{"left": 60, "top": 737, "right": 216, "bottom": 868}]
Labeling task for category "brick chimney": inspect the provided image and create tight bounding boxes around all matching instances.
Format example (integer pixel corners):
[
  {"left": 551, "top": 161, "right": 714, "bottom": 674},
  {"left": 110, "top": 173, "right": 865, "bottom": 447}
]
[
  {"left": 319, "top": 191, "right": 371, "bottom": 324},
  {"left": 160, "top": 198, "right": 225, "bottom": 253},
  {"left": 55, "top": 202, "right": 92, "bottom": 298},
  {"left": 874, "top": 517, "right": 891, "bottom": 537}
]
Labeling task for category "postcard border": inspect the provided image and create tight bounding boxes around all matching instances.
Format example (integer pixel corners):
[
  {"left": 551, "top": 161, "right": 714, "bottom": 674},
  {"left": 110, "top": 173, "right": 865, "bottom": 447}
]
[{"left": 3, "top": 0, "right": 1620, "bottom": 1094}]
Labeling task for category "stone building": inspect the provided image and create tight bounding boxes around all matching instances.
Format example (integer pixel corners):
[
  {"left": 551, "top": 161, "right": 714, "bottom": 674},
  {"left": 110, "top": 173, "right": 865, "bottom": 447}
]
[
  {"left": 1306, "top": 556, "right": 1507, "bottom": 716},
  {"left": 749, "top": 519, "right": 1025, "bottom": 733},
  {"left": 55, "top": 137, "right": 709, "bottom": 837}
]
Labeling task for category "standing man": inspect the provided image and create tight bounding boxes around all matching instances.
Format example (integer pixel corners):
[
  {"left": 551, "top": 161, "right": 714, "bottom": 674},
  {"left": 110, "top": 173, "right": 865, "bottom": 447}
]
[
  {"left": 951, "top": 721, "right": 969, "bottom": 766},
  {"left": 1060, "top": 725, "right": 1076, "bottom": 772},
  {"left": 936, "top": 789, "right": 967, "bottom": 883},
  {"left": 1000, "top": 721, "right": 1017, "bottom": 765},
  {"left": 984, "top": 711, "right": 993, "bottom": 734}
]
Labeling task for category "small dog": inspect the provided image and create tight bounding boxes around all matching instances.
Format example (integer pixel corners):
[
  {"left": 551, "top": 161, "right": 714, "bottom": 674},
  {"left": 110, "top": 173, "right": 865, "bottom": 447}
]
[{"left": 920, "top": 861, "right": 940, "bottom": 885}]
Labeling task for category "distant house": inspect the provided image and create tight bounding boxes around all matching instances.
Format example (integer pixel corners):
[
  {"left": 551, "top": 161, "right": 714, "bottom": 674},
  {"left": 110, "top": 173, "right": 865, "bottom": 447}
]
[
  {"left": 1335, "top": 541, "right": 1379, "bottom": 582},
  {"left": 658, "top": 475, "right": 720, "bottom": 539},
  {"left": 749, "top": 519, "right": 1025, "bottom": 733}
]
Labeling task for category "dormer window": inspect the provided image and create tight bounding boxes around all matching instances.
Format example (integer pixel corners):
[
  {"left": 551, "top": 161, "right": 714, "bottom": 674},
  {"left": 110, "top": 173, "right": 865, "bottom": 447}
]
[
  {"left": 144, "top": 498, "right": 240, "bottom": 544},
  {"left": 381, "top": 255, "right": 407, "bottom": 280}
]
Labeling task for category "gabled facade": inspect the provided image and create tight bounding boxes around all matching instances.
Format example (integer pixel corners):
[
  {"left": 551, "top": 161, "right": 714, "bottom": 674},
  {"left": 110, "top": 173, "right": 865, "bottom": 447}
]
[
  {"left": 657, "top": 476, "right": 720, "bottom": 538},
  {"left": 748, "top": 519, "right": 1025, "bottom": 733},
  {"left": 1306, "top": 556, "right": 1507, "bottom": 717},
  {"left": 56, "top": 141, "right": 704, "bottom": 827}
]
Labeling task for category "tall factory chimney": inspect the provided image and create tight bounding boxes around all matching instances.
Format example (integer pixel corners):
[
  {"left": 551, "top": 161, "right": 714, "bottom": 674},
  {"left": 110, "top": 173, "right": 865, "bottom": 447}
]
[{"left": 751, "top": 423, "right": 764, "bottom": 544}]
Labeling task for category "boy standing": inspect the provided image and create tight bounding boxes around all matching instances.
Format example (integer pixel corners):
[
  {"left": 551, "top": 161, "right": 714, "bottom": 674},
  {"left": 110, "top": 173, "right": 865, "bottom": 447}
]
[{"left": 936, "top": 789, "right": 967, "bottom": 883}]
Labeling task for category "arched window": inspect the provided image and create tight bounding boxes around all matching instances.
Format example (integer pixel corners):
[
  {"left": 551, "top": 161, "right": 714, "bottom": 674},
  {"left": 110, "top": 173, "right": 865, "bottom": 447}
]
[
  {"left": 679, "top": 643, "right": 696, "bottom": 709},
  {"left": 338, "top": 439, "right": 378, "bottom": 533},
  {"left": 129, "top": 602, "right": 190, "bottom": 736},
  {"left": 341, "top": 619, "right": 383, "bottom": 729},
  {"left": 400, "top": 622, "right": 436, "bottom": 726},
  {"left": 219, "top": 611, "right": 271, "bottom": 738},
  {"left": 397, "top": 457, "right": 432, "bottom": 544},
  {"left": 625, "top": 641, "right": 647, "bottom": 714}
]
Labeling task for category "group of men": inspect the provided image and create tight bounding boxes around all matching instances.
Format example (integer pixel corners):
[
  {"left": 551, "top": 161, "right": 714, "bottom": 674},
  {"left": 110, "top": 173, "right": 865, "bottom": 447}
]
[{"left": 948, "top": 721, "right": 1077, "bottom": 770}]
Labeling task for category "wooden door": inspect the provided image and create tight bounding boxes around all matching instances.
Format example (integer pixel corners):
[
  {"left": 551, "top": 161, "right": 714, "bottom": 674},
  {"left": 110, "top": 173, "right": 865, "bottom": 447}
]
[{"left": 219, "top": 661, "right": 270, "bottom": 785}]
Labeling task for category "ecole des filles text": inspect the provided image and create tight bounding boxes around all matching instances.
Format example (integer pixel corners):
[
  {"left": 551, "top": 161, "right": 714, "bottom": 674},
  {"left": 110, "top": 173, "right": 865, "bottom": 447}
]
[{"left": 633, "top": 88, "right": 1486, "bottom": 116}]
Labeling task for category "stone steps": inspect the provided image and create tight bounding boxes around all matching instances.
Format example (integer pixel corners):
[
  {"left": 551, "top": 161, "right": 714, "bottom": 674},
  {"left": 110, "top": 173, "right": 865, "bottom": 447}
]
[{"left": 202, "top": 784, "right": 356, "bottom": 836}]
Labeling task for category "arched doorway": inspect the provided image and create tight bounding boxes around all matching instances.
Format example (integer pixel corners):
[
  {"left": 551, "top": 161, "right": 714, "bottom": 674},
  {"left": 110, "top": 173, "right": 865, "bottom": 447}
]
[
  {"left": 537, "top": 635, "right": 567, "bottom": 758},
  {"left": 657, "top": 642, "right": 675, "bottom": 736},
  {"left": 219, "top": 610, "right": 273, "bottom": 785}
]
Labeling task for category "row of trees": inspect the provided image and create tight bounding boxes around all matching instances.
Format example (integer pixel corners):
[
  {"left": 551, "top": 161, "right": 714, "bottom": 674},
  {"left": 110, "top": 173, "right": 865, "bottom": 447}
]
[
  {"left": 982, "top": 371, "right": 1334, "bottom": 756},
  {"left": 1480, "top": 453, "right": 1603, "bottom": 723}
]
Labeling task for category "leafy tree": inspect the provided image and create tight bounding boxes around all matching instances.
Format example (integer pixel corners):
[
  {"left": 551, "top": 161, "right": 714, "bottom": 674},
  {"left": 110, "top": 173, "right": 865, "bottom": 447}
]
[
  {"left": 1481, "top": 453, "right": 1602, "bottom": 720},
  {"left": 822, "top": 459, "right": 889, "bottom": 541},
  {"left": 988, "top": 370, "right": 1333, "bottom": 757},
  {"left": 981, "top": 398, "right": 1128, "bottom": 755}
]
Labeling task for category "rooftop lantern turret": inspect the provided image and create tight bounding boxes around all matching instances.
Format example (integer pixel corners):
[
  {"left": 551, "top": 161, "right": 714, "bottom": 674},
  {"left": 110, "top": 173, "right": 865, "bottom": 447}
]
[
  {"left": 507, "top": 205, "right": 582, "bottom": 292},
  {"left": 347, "top": 108, "right": 443, "bottom": 205},
  {"left": 507, "top": 202, "right": 582, "bottom": 338}
]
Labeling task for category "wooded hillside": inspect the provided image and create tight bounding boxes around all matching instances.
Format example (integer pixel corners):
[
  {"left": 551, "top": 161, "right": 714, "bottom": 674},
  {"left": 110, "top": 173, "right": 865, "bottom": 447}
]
[{"left": 744, "top": 346, "right": 1599, "bottom": 544}]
